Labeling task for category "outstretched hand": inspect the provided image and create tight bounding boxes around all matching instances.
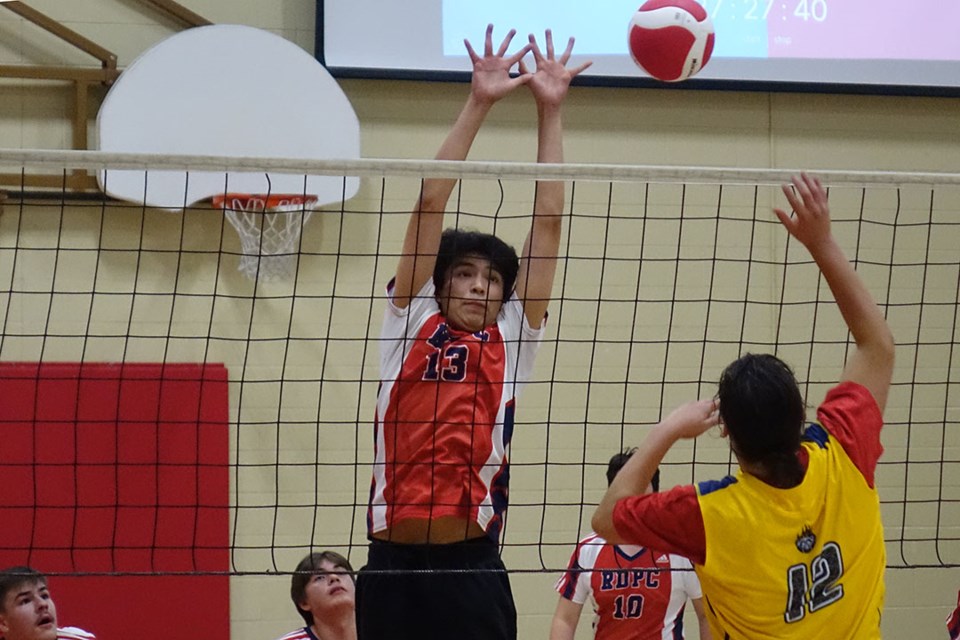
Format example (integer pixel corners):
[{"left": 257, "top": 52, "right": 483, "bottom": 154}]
[
  {"left": 774, "top": 173, "right": 832, "bottom": 249},
  {"left": 520, "top": 30, "right": 592, "bottom": 109},
  {"left": 464, "top": 24, "right": 532, "bottom": 105}
]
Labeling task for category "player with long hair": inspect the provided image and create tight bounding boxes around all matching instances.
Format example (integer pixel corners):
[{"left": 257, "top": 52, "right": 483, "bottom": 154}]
[{"left": 593, "top": 173, "right": 895, "bottom": 638}]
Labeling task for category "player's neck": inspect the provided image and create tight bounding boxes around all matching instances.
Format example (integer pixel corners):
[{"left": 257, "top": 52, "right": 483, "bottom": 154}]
[
  {"left": 741, "top": 455, "right": 805, "bottom": 489},
  {"left": 311, "top": 614, "right": 356, "bottom": 640}
]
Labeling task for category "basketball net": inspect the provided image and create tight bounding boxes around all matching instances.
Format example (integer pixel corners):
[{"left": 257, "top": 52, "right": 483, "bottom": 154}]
[{"left": 212, "top": 193, "right": 318, "bottom": 282}]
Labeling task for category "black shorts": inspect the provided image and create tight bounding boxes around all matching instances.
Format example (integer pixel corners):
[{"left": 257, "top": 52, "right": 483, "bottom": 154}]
[{"left": 356, "top": 537, "right": 516, "bottom": 640}]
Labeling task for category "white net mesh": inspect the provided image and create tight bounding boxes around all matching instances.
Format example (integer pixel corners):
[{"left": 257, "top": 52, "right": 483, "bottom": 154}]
[{"left": 219, "top": 195, "right": 317, "bottom": 281}]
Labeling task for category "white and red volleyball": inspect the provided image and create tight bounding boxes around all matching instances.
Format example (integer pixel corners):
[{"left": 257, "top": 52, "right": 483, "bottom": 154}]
[{"left": 628, "top": 0, "right": 715, "bottom": 82}]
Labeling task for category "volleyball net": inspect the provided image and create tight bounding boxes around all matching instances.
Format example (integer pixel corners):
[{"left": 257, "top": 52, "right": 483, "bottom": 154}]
[{"left": 0, "top": 150, "right": 958, "bottom": 580}]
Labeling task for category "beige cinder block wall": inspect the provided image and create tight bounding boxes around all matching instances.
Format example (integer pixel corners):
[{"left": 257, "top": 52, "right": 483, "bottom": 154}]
[{"left": 1, "top": 2, "right": 958, "bottom": 639}]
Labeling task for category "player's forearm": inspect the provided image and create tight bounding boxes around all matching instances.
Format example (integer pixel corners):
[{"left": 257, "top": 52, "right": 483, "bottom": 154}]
[
  {"left": 399, "top": 96, "right": 493, "bottom": 302},
  {"left": 809, "top": 238, "right": 891, "bottom": 350},
  {"left": 533, "top": 104, "right": 565, "bottom": 217},
  {"left": 418, "top": 95, "right": 494, "bottom": 210},
  {"left": 515, "top": 103, "right": 564, "bottom": 322},
  {"left": 688, "top": 597, "right": 713, "bottom": 640},
  {"left": 548, "top": 618, "right": 577, "bottom": 640},
  {"left": 807, "top": 235, "right": 895, "bottom": 409},
  {"left": 592, "top": 425, "right": 678, "bottom": 541},
  {"left": 548, "top": 598, "right": 582, "bottom": 640},
  {"left": 699, "top": 619, "right": 714, "bottom": 640}
]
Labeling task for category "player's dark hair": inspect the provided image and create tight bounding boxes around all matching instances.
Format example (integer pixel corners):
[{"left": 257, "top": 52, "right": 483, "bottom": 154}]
[
  {"left": 718, "top": 353, "right": 807, "bottom": 487},
  {"left": 290, "top": 551, "right": 355, "bottom": 627},
  {"left": 433, "top": 229, "right": 519, "bottom": 303},
  {"left": 606, "top": 448, "right": 660, "bottom": 492},
  {"left": 0, "top": 566, "right": 45, "bottom": 611}
]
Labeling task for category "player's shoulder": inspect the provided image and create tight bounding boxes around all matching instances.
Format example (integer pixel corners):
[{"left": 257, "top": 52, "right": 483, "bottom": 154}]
[
  {"left": 274, "top": 629, "right": 312, "bottom": 640},
  {"left": 665, "top": 553, "right": 694, "bottom": 569},
  {"left": 572, "top": 532, "right": 611, "bottom": 565},
  {"left": 696, "top": 474, "right": 738, "bottom": 498},
  {"left": 578, "top": 532, "right": 607, "bottom": 546},
  {"left": 57, "top": 628, "right": 97, "bottom": 640}
]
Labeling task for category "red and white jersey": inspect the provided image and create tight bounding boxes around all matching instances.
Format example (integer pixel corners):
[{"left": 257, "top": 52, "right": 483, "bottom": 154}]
[
  {"left": 948, "top": 589, "right": 960, "bottom": 640},
  {"left": 555, "top": 533, "right": 702, "bottom": 640},
  {"left": 57, "top": 628, "right": 96, "bottom": 640},
  {"left": 274, "top": 627, "right": 318, "bottom": 640},
  {"left": 368, "top": 279, "right": 543, "bottom": 541}
]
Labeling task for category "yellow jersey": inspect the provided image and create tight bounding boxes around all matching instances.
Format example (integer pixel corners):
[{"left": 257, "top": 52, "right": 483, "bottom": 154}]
[{"left": 695, "top": 384, "right": 885, "bottom": 639}]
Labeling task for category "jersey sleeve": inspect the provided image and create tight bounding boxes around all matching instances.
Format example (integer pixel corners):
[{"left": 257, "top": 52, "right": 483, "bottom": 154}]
[
  {"left": 57, "top": 628, "right": 97, "bottom": 640},
  {"left": 384, "top": 277, "right": 438, "bottom": 328},
  {"left": 612, "top": 485, "right": 707, "bottom": 565},
  {"left": 497, "top": 291, "right": 545, "bottom": 391},
  {"left": 381, "top": 278, "right": 439, "bottom": 372},
  {"left": 554, "top": 536, "right": 600, "bottom": 605},
  {"left": 673, "top": 555, "right": 703, "bottom": 599},
  {"left": 815, "top": 381, "right": 884, "bottom": 487}
]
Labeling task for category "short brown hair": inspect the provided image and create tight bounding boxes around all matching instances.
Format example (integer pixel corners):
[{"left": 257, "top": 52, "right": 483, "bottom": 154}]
[
  {"left": 606, "top": 449, "right": 659, "bottom": 491},
  {"left": 290, "top": 551, "right": 354, "bottom": 626},
  {"left": 0, "top": 567, "right": 46, "bottom": 613},
  {"left": 433, "top": 229, "right": 519, "bottom": 303}
]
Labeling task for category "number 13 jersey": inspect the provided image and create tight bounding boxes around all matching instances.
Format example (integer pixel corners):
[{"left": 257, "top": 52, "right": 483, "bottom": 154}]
[{"left": 368, "top": 279, "right": 544, "bottom": 541}]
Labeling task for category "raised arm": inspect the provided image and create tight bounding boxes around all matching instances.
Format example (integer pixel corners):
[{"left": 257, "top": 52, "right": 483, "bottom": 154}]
[
  {"left": 514, "top": 31, "right": 591, "bottom": 326},
  {"left": 774, "top": 173, "right": 895, "bottom": 411},
  {"left": 392, "top": 25, "right": 531, "bottom": 308},
  {"left": 592, "top": 399, "right": 718, "bottom": 543}
]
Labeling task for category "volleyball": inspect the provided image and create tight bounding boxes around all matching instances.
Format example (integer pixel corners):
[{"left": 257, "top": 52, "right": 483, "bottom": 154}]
[{"left": 628, "top": 0, "right": 715, "bottom": 82}]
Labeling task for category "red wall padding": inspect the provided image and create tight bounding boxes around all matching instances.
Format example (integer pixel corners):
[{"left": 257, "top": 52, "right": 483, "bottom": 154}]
[{"left": 0, "top": 362, "right": 230, "bottom": 640}]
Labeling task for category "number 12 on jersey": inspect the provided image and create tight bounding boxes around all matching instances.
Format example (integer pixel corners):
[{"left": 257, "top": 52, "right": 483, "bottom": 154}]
[{"left": 784, "top": 541, "right": 845, "bottom": 623}]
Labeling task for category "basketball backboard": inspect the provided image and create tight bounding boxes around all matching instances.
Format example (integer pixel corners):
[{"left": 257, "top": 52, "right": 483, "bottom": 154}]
[{"left": 97, "top": 24, "right": 360, "bottom": 209}]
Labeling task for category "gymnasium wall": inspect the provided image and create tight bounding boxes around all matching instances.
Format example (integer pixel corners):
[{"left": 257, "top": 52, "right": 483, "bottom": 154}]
[{"left": 1, "top": 1, "right": 958, "bottom": 639}]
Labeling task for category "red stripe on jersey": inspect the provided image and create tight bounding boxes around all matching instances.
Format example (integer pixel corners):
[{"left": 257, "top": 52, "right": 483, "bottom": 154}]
[{"left": 947, "top": 589, "right": 960, "bottom": 640}]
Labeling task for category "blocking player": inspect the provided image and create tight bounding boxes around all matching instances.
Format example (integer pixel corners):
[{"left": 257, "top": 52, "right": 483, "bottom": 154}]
[
  {"left": 356, "top": 24, "right": 590, "bottom": 640},
  {"left": 550, "top": 451, "right": 711, "bottom": 640},
  {"left": 276, "top": 551, "right": 355, "bottom": 640},
  {"left": 592, "top": 173, "right": 895, "bottom": 639},
  {"left": 0, "top": 567, "right": 95, "bottom": 640}
]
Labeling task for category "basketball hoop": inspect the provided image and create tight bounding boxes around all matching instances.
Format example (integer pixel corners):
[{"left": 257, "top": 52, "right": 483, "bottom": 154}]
[{"left": 212, "top": 193, "right": 318, "bottom": 282}]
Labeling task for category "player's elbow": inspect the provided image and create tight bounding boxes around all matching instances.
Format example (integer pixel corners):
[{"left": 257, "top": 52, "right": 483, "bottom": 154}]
[
  {"left": 591, "top": 505, "right": 617, "bottom": 541},
  {"left": 533, "top": 208, "right": 563, "bottom": 233},
  {"left": 533, "top": 186, "right": 565, "bottom": 222},
  {"left": 879, "top": 327, "right": 896, "bottom": 363},
  {"left": 529, "top": 214, "right": 562, "bottom": 253},
  {"left": 866, "top": 327, "right": 896, "bottom": 373}
]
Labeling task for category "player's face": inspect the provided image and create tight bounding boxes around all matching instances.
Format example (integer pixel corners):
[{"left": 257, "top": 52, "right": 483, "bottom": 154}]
[
  {"left": 438, "top": 255, "right": 505, "bottom": 332},
  {"left": 0, "top": 581, "right": 58, "bottom": 640},
  {"left": 298, "top": 559, "right": 355, "bottom": 623}
]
